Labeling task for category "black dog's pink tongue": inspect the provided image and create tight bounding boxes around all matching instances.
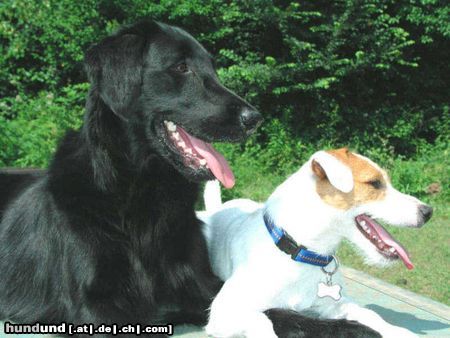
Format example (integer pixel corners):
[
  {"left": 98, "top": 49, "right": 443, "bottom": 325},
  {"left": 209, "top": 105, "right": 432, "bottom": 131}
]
[{"left": 177, "top": 127, "right": 235, "bottom": 188}]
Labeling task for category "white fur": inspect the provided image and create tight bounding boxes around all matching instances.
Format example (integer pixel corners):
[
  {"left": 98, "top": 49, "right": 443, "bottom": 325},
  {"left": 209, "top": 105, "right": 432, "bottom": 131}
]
[{"left": 199, "top": 150, "right": 429, "bottom": 338}]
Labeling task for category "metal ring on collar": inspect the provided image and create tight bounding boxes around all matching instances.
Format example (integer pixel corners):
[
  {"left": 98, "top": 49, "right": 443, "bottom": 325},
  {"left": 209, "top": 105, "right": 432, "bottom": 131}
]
[{"left": 321, "top": 255, "right": 339, "bottom": 276}]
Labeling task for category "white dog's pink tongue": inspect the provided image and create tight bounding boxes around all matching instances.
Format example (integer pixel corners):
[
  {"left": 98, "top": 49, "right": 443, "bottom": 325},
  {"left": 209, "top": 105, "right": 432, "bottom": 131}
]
[
  {"left": 357, "top": 215, "right": 414, "bottom": 270},
  {"left": 376, "top": 225, "right": 414, "bottom": 270},
  {"left": 177, "top": 127, "right": 235, "bottom": 189}
]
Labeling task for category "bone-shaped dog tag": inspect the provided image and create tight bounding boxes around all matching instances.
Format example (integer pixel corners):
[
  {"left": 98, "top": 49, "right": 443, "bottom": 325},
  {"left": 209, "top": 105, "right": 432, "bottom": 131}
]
[{"left": 317, "top": 282, "right": 342, "bottom": 301}]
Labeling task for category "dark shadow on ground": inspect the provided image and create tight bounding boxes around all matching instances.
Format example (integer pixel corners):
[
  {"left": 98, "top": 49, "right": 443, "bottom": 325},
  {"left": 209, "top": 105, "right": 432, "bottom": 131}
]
[{"left": 367, "top": 304, "right": 450, "bottom": 335}]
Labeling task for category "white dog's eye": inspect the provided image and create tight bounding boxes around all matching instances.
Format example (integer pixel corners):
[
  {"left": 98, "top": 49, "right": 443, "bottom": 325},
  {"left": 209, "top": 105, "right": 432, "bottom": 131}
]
[{"left": 367, "top": 179, "right": 382, "bottom": 189}]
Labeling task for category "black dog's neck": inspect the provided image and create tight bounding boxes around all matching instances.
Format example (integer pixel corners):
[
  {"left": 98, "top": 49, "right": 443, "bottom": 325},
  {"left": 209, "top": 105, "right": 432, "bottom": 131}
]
[
  {"left": 49, "top": 93, "right": 200, "bottom": 219},
  {"left": 83, "top": 93, "right": 183, "bottom": 187}
]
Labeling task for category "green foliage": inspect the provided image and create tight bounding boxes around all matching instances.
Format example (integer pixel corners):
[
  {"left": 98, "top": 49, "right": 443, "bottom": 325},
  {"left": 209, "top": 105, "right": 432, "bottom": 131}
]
[
  {"left": 0, "top": 0, "right": 448, "bottom": 197},
  {"left": 0, "top": 83, "right": 87, "bottom": 167},
  {"left": 0, "top": 0, "right": 448, "bottom": 301},
  {"left": 389, "top": 138, "right": 449, "bottom": 200},
  {"left": 0, "top": 0, "right": 105, "bottom": 96}
]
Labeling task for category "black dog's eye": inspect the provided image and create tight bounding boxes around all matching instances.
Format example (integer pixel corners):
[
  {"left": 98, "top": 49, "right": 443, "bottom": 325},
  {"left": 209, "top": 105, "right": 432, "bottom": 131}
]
[
  {"left": 173, "top": 62, "right": 190, "bottom": 73},
  {"left": 367, "top": 179, "right": 382, "bottom": 189}
]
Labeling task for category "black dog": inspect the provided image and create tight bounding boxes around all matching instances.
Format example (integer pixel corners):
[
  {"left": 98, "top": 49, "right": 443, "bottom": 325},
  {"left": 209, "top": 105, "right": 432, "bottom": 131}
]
[{"left": 0, "top": 21, "right": 379, "bottom": 338}]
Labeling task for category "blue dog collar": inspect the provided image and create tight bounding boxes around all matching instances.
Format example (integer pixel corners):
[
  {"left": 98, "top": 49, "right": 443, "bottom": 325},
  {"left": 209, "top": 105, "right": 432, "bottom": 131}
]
[{"left": 263, "top": 213, "right": 334, "bottom": 267}]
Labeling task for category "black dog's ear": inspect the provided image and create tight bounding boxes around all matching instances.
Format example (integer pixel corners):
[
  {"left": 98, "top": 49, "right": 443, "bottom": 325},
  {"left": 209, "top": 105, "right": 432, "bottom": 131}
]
[{"left": 84, "top": 33, "right": 147, "bottom": 120}]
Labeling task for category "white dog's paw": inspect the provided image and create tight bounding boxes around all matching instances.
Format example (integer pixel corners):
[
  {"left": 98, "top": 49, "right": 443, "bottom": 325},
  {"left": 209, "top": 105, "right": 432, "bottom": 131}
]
[
  {"left": 205, "top": 322, "right": 235, "bottom": 337},
  {"left": 205, "top": 312, "right": 278, "bottom": 338},
  {"left": 244, "top": 325, "right": 278, "bottom": 338},
  {"left": 205, "top": 319, "right": 245, "bottom": 338},
  {"left": 243, "top": 312, "right": 278, "bottom": 338},
  {"left": 382, "top": 326, "right": 418, "bottom": 338}
]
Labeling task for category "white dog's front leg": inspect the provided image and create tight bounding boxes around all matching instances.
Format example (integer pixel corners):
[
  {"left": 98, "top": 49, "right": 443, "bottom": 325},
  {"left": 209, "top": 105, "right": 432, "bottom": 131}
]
[
  {"left": 334, "top": 302, "right": 418, "bottom": 338},
  {"left": 206, "top": 298, "right": 277, "bottom": 338},
  {"left": 206, "top": 271, "right": 278, "bottom": 338}
]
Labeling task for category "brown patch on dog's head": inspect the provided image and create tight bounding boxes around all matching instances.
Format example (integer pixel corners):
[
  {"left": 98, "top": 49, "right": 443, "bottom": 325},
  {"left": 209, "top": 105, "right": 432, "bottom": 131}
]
[{"left": 313, "top": 148, "right": 387, "bottom": 209}]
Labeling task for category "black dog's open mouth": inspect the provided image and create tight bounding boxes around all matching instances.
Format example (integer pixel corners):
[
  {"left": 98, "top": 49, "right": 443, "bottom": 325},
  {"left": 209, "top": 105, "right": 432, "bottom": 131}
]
[
  {"left": 355, "top": 214, "right": 414, "bottom": 270},
  {"left": 162, "top": 120, "right": 235, "bottom": 188}
]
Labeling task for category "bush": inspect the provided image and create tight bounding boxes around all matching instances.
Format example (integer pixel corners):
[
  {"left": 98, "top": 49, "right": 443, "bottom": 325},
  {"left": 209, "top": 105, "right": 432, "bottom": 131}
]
[
  {"left": 0, "top": 84, "right": 87, "bottom": 167},
  {"left": 0, "top": 0, "right": 448, "bottom": 187}
]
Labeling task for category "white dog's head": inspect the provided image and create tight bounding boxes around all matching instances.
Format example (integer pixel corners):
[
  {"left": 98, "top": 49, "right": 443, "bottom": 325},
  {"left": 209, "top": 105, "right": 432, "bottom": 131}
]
[{"left": 308, "top": 148, "right": 432, "bottom": 269}]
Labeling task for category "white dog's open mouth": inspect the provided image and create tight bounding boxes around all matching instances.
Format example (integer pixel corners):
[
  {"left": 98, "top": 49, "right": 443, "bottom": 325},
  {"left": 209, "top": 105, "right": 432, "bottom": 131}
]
[
  {"left": 163, "top": 121, "right": 235, "bottom": 188},
  {"left": 355, "top": 214, "right": 414, "bottom": 270}
]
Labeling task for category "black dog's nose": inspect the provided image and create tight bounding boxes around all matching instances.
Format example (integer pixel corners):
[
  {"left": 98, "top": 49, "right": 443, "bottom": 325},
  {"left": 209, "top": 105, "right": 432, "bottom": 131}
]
[
  {"left": 419, "top": 205, "right": 433, "bottom": 224},
  {"left": 240, "top": 108, "right": 263, "bottom": 133}
]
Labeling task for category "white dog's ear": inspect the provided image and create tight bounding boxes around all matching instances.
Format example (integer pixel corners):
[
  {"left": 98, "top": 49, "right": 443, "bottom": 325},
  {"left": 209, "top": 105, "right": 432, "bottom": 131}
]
[{"left": 311, "top": 151, "right": 354, "bottom": 193}]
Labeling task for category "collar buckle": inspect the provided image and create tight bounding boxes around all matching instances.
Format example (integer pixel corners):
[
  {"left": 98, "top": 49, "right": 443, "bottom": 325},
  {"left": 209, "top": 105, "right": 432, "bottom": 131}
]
[{"left": 277, "top": 233, "right": 306, "bottom": 260}]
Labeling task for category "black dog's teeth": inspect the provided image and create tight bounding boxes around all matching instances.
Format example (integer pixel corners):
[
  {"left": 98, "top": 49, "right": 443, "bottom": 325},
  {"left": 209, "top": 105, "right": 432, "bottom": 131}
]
[{"left": 163, "top": 120, "right": 208, "bottom": 169}]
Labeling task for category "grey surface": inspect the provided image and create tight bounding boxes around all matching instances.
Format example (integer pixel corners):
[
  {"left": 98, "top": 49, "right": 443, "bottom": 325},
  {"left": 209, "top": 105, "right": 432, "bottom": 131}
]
[
  {"left": 341, "top": 267, "right": 450, "bottom": 338},
  {"left": 173, "top": 268, "right": 450, "bottom": 337},
  {"left": 1, "top": 267, "right": 449, "bottom": 337}
]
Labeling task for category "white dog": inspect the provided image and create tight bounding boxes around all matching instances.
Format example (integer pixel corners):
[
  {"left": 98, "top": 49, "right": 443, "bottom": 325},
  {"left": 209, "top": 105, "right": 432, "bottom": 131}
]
[{"left": 198, "top": 148, "right": 432, "bottom": 338}]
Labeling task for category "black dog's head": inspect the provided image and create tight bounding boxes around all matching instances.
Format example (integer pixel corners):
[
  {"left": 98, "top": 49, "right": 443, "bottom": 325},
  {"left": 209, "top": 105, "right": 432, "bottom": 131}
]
[{"left": 84, "top": 20, "right": 262, "bottom": 188}]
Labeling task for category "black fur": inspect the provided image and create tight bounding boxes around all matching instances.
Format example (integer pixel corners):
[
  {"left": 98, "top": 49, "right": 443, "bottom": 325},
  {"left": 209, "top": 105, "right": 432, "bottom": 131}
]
[
  {"left": 266, "top": 309, "right": 381, "bottom": 338},
  {"left": 0, "top": 169, "right": 43, "bottom": 219},
  {"left": 0, "top": 20, "right": 379, "bottom": 338}
]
